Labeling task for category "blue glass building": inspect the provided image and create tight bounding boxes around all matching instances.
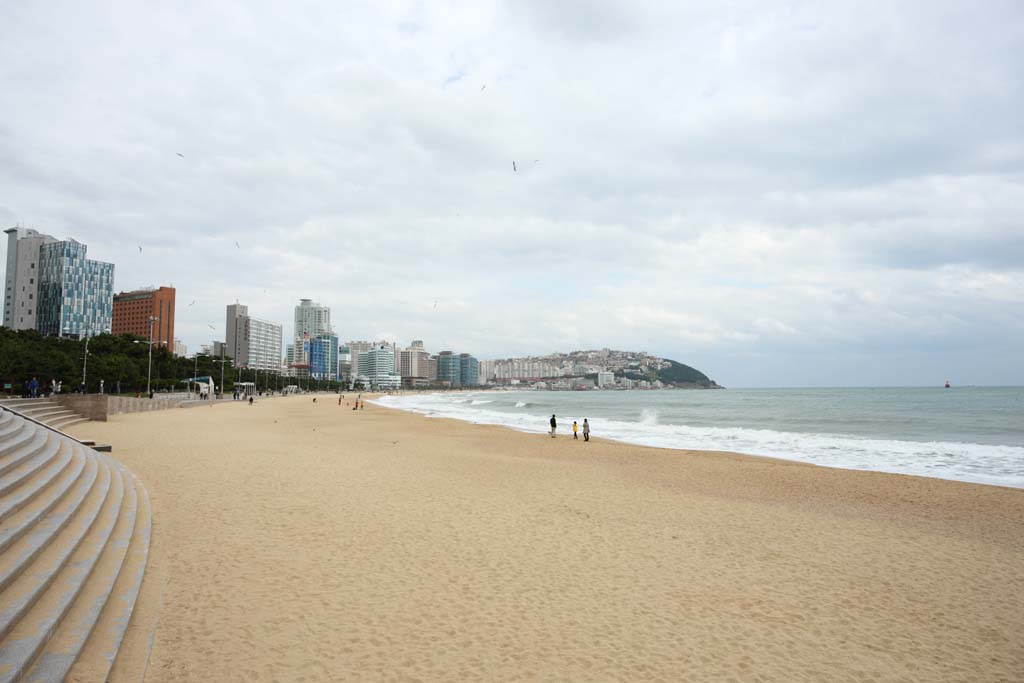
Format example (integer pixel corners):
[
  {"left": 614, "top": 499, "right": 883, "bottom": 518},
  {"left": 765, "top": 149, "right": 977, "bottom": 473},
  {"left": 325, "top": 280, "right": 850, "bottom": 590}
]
[
  {"left": 459, "top": 353, "right": 479, "bottom": 387},
  {"left": 309, "top": 333, "right": 339, "bottom": 380},
  {"left": 36, "top": 240, "right": 114, "bottom": 339},
  {"left": 437, "top": 351, "right": 462, "bottom": 387}
]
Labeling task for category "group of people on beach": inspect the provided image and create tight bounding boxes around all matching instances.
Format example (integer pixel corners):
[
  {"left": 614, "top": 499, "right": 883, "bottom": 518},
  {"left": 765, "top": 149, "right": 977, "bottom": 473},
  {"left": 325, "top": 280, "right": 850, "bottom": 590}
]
[{"left": 549, "top": 414, "right": 590, "bottom": 442}]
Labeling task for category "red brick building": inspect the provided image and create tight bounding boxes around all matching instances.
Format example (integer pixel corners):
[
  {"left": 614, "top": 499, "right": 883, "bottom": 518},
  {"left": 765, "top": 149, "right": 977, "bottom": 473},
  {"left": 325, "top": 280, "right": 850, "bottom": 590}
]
[{"left": 111, "top": 286, "right": 176, "bottom": 350}]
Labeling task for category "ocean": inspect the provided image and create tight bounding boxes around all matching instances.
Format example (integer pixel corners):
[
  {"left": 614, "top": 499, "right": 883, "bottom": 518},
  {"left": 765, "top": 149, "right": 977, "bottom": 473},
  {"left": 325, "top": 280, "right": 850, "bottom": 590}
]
[{"left": 375, "top": 387, "right": 1024, "bottom": 489}]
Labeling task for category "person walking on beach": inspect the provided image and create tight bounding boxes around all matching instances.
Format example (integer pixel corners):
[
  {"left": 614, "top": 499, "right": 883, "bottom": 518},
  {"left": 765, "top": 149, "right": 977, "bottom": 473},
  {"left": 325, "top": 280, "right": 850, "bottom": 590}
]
[
  {"left": 550, "top": 414, "right": 557, "bottom": 438},
  {"left": 583, "top": 418, "right": 590, "bottom": 442},
  {"left": 249, "top": 396, "right": 254, "bottom": 406},
  {"left": 573, "top": 421, "right": 579, "bottom": 440}
]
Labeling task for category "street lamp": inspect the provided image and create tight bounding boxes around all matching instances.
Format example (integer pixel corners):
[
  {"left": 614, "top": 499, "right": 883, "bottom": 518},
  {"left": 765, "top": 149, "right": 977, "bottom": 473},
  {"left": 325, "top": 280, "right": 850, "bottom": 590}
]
[
  {"left": 145, "top": 316, "right": 159, "bottom": 396},
  {"left": 214, "top": 354, "right": 227, "bottom": 400},
  {"left": 82, "top": 334, "right": 90, "bottom": 391}
]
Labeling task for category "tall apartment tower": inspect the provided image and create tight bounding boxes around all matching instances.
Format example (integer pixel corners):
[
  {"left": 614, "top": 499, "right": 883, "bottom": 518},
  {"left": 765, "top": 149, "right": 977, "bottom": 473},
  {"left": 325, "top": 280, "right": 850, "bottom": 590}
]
[
  {"left": 399, "top": 340, "right": 432, "bottom": 388},
  {"left": 3, "top": 227, "right": 58, "bottom": 330},
  {"left": 36, "top": 239, "right": 114, "bottom": 338},
  {"left": 226, "top": 303, "right": 282, "bottom": 371},
  {"left": 292, "top": 299, "right": 332, "bottom": 371},
  {"left": 294, "top": 299, "right": 331, "bottom": 339},
  {"left": 112, "top": 286, "right": 176, "bottom": 347}
]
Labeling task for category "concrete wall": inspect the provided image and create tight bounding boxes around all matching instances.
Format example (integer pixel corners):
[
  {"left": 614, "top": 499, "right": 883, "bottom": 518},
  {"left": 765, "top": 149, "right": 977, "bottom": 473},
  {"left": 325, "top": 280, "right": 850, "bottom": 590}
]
[{"left": 55, "top": 394, "right": 186, "bottom": 422}]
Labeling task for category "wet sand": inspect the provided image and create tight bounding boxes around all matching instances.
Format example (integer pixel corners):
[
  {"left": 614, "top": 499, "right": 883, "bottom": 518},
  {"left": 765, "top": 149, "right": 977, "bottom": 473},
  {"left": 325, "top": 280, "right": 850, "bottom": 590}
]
[{"left": 69, "top": 395, "right": 1024, "bottom": 682}]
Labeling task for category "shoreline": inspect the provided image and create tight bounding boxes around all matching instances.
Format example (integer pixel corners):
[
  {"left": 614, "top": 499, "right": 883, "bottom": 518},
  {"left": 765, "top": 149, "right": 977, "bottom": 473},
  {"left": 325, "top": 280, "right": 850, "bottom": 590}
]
[
  {"left": 68, "top": 396, "right": 1024, "bottom": 681},
  {"left": 372, "top": 393, "right": 1024, "bottom": 491}
]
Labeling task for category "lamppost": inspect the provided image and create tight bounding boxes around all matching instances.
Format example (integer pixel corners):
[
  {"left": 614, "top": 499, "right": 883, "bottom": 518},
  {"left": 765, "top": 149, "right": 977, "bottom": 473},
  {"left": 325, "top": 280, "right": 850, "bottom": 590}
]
[
  {"left": 146, "top": 315, "right": 159, "bottom": 397},
  {"left": 215, "top": 353, "right": 227, "bottom": 400},
  {"left": 82, "top": 334, "right": 90, "bottom": 391}
]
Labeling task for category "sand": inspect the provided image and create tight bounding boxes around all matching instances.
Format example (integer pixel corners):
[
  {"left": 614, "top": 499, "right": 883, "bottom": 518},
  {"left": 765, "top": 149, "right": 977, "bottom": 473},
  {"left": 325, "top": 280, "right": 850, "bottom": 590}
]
[{"left": 67, "top": 396, "right": 1024, "bottom": 682}]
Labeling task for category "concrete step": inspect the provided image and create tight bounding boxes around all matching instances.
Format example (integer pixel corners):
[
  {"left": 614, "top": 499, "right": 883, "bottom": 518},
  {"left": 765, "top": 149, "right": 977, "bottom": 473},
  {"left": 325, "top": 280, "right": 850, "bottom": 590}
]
[
  {"left": 0, "top": 439, "right": 75, "bottom": 525},
  {"left": 0, "top": 428, "right": 48, "bottom": 478},
  {"left": 0, "top": 432, "right": 58, "bottom": 498},
  {"left": 0, "top": 421, "right": 34, "bottom": 456},
  {"left": 22, "top": 410, "right": 77, "bottom": 425},
  {"left": 0, "top": 409, "right": 153, "bottom": 682},
  {"left": 50, "top": 416, "right": 91, "bottom": 430},
  {"left": 87, "top": 469, "right": 153, "bottom": 683},
  {"left": 0, "top": 447, "right": 92, "bottom": 578},
  {"left": 18, "top": 405, "right": 69, "bottom": 417},
  {"left": 0, "top": 449, "right": 111, "bottom": 642},
  {"left": 0, "top": 454, "right": 123, "bottom": 683},
  {"left": 21, "top": 458, "right": 137, "bottom": 682},
  {"left": 0, "top": 399, "right": 51, "bottom": 408}
]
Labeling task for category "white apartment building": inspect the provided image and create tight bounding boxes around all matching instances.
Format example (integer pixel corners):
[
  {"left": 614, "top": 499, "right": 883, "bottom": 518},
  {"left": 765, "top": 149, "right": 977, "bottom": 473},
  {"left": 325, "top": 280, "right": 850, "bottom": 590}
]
[
  {"left": 3, "top": 227, "right": 57, "bottom": 330},
  {"left": 226, "top": 303, "right": 283, "bottom": 371},
  {"left": 356, "top": 344, "right": 402, "bottom": 389},
  {"left": 292, "top": 299, "right": 332, "bottom": 370},
  {"left": 493, "top": 359, "right": 563, "bottom": 381},
  {"left": 478, "top": 360, "right": 496, "bottom": 384},
  {"left": 597, "top": 371, "right": 615, "bottom": 387}
]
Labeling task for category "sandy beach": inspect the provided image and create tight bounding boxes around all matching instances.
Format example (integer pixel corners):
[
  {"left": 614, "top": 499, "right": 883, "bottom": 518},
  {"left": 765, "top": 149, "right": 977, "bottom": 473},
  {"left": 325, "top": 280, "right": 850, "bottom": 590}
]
[{"left": 68, "top": 396, "right": 1024, "bottom": 682}]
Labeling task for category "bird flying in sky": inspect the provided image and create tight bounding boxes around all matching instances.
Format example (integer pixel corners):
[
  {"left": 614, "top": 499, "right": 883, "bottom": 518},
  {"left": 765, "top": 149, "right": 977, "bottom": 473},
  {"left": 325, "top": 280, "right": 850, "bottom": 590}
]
[
  {"left": 512, "top": 161, "right": 517, "bottom": 172},
  {"left": 176, "top": 153, "right": 184, "bottom": 158},
  {"left": 235, "top": 241, "right": 240, "bottom": 249},
  {"left": 137, "top": 246, "right": 142, "bottom": 253},
  {"left": 207, "top": 324, "right": 216, "bottom": 331},
  {"left": 189, "top": 300, "right": 196, "bottom": 306},
  {"left": 480, "top": 84, "right": 486, "bottom": 91}
]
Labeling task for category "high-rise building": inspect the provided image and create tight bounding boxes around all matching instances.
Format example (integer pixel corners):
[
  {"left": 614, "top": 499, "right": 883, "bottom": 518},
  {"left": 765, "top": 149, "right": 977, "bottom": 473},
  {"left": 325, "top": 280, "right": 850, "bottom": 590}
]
[
  {"left": 355, "top": 344, "right": 401, "bottom": 389},
  {"left": 3, "top": 227, "right": 58, "bottom": 330},
  {"left": 459, "top": 353, "right": 479, "bottom": 387},
  {"left": 338, "top": 345, "right": 352, "bottom": 382},
  {"left": 173, "top": 338, "right": 188, "bottom": 357},
  {"left": 225, "top": 303, "right": 282, "bottom": 371},
  {"left": 398, "top": 340, "right": 432, "bottom": 387},
  {"left": 112, "top": 286, "right": 176, "bottom": 348},
  {"left": 292, "top": 299, "right": 331, "bottom": 371},
  {"left": 36, "top": 239, "right": 114, "bottom": 338},
  {"left": 478, "top": 360, "right": 496, "bottom": 385},
  {"left": 437, "top": 351, "right": 462, "bottom": 387},
  {"left": 309, "top": 333, "right": 339, "bottom": 381}
]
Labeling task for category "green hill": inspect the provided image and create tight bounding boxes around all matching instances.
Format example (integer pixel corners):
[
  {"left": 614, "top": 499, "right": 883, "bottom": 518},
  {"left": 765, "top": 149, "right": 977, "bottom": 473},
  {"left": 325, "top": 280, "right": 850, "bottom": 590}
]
[{"left": 656, "top": 359, "right": 716, "bottom": 387}]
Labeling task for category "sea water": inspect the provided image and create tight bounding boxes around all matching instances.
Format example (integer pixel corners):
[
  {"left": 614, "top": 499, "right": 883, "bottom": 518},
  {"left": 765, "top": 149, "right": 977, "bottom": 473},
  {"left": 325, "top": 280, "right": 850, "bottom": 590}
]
[{"left": 375, "top": 387, "right": 1024, "bottom": 489}]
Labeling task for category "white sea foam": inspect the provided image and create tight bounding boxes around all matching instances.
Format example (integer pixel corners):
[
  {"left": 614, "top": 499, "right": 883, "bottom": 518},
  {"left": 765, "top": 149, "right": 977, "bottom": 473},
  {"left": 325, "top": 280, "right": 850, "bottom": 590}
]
[
  {"left": 374, "top": 393, "right": 1024, "bottom": 489},
  {"left": 470, "top": 399, "right": 493, "bottom": 405},
  {"left": 514, "top": 401, "right": 529, "bottom": 408}
]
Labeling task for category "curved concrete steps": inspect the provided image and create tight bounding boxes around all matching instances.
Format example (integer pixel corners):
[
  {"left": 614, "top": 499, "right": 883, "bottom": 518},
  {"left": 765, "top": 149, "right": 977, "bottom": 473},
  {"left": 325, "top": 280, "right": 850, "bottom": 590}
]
[
  {"left": 0, "top": 399, "right": 90, "bottom": 432},
  {"left": 0, "top": 408, "right": 152, "bottom": 682}
]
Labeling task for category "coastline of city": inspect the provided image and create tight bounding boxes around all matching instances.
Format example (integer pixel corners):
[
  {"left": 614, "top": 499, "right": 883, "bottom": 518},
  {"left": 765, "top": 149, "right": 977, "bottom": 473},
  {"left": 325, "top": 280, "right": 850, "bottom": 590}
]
[
  {"left": 64, "top": 396, "right": 1024, "bottom": 681},
  {"left": 3, "top": 228, "right": 1024, "bottom": 680}
]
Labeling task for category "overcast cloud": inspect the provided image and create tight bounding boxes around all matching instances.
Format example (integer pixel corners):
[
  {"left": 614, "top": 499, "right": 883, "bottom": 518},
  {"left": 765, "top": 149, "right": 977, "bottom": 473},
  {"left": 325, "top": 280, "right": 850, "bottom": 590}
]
[{"left": 2, "top": 1, "right": 1022, "bottom": 386}]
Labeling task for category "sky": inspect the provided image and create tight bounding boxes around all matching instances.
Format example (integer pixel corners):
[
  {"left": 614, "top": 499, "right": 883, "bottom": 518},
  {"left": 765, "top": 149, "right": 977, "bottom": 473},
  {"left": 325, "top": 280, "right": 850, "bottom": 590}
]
[{"left": 1, "top": 1, "right": 1022, "bottom": 387}]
